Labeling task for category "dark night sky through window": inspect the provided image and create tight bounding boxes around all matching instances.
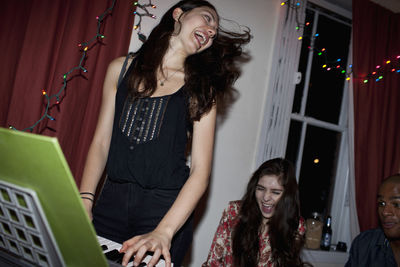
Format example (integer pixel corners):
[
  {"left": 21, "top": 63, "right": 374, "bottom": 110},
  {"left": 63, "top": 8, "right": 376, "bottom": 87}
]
[{"left": 286, "top": 5, "right": 351, "bottom": 219}]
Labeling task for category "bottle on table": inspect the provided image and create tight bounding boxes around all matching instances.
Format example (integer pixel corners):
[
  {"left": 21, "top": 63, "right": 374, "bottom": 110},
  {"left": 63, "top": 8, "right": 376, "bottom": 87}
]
[
  {"left": 320, "top": 215, "right": 332, "bottom": 251},
  {"left": 305, "top": 212, "right": 323, "bottom": 249}
]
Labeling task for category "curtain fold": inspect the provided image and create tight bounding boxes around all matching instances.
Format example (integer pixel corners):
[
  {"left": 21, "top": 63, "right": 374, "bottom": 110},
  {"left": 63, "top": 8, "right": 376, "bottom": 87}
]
[
  {"left": 352, "top": 0, "right": 400, "bottom": 231},
  {"left": 347, "top": 41, "right": 361, "bottom": 240},
  {"left": 0, "top": 0, "right": 135, "bottom": 185}
]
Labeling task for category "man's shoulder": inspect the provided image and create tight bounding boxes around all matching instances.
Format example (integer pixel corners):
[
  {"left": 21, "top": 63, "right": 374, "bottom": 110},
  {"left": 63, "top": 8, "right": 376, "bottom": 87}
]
[
  {"left": 346, "top": 228, "right": 394, "bottom": 267},
  {"left": 355, "top": 228, "right": 384, "bottom": 240},
  {"left": 352, "top": 228, "right": 385, "bottom": 246}
]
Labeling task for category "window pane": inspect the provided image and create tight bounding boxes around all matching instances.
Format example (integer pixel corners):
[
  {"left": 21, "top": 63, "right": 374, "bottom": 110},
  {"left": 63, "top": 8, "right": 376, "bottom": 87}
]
[
  {"left": 285, "top": 120, "right": 302, "bottom": 165},
  {"left": 292, "top": 9, "right": 315, "bottom": 114},
  {"left": 305, "top": 14, "right": 351, "bottom": 124},
  {"left": 298, "top": 125, "right": 341, "bottom": 218}
]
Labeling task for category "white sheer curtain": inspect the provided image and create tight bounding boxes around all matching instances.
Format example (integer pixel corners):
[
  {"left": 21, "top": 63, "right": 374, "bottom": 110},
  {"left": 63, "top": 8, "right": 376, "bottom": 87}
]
[
  {"left": 347, "top": 43, "right": 360, "bottom": 240},
  {"left": 256, "top": 0, "right": 306, "bottom": 166}
]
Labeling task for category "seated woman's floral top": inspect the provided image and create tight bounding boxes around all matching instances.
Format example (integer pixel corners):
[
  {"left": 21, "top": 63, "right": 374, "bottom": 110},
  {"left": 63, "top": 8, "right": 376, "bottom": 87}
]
[{"left": 202, "top": 200, "right": 306, "bottom": 267}]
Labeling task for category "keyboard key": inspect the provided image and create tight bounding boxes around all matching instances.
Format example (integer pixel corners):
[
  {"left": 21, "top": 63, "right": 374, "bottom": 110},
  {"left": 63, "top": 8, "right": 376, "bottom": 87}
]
[{"left": 105, "top": 249, "right": 123, "bottom": 262}]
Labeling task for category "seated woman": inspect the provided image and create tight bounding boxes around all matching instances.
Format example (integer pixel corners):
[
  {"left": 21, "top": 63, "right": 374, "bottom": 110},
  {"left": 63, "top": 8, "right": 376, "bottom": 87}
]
[{"left": 203, "top": 158, "right": 308, "bottom": 267}]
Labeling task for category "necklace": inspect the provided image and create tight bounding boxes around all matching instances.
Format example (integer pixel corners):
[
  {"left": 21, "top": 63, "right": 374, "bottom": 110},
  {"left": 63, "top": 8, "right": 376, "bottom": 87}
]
[{"left": 158, "top": 67, "right": 183, "bottom": 86}]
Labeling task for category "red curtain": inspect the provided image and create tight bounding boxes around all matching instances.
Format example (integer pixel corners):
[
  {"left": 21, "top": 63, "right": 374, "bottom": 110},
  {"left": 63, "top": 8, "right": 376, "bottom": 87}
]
[
  {"left": 0, "top": 0, "right": 134, "bottom": 185},
  {"left": 352, "top": 0, "right": 400, "bottom": 231}
]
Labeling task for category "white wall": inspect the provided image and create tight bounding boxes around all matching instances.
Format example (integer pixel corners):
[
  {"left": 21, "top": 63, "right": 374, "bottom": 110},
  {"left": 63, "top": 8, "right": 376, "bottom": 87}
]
[
  {"left": 191, "top": 1, "right": 281, "bottom": 266},
  {"left": 128, "top": 1, "right": 282, "bottom": 266}
]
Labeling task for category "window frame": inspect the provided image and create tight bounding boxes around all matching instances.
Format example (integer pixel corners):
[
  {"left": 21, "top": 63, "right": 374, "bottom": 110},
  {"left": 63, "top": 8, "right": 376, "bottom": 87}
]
[{"left": 256, "top": 0, "right": 352, "bottom": 246}]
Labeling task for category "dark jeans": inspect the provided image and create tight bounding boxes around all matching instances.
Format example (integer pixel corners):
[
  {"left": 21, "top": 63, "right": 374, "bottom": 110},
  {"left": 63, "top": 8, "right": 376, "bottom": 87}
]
[{"left": 93, "top": 179, "right": 193, "bottom": 266}]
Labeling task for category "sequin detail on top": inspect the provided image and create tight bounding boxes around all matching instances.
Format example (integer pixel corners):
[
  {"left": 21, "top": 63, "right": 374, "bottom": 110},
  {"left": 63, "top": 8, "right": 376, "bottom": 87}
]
[{"left": 119, "top": 96, "right": 170, "bottom": 147}]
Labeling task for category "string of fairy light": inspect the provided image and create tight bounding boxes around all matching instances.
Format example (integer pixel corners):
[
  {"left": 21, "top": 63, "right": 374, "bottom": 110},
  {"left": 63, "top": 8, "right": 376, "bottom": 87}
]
[
  {"left": 281, "top": 0, "right": 400, "bottom": 84},
  {"left": 360, "top": 56, "right": 400, "bottom": 83},
  {"left": 133, "top": 0, "right": 157, "bottom": 42},
  {"left": 10, "top": 0, "right": 157, "bottom": 132}
]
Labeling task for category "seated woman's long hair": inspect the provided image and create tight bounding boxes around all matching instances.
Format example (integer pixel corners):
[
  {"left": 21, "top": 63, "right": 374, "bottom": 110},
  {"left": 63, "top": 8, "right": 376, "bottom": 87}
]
[{"left": 232, "top": 158, "right": 306, "bottom": 267}]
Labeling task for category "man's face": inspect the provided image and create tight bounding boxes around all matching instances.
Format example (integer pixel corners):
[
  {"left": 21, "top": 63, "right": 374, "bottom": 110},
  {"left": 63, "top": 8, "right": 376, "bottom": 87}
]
[{"left": 377, "top": 181, "right": 400, "bottom": 240}]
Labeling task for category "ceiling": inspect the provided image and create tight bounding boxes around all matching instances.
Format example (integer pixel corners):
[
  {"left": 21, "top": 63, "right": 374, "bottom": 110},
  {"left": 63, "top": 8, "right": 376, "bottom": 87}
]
[
  {"left": 323, "top": 0, "right": 400, "bottom": 13},
  {"left": 325, "top": 0, "right": 352, "bottom": 11},
  {"left": 370, "top": 0, "right": 400, "bottom": 13}
]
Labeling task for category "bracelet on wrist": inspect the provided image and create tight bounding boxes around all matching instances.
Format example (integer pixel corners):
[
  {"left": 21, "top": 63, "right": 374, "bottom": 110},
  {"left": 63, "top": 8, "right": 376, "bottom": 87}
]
[
  {"left": 81, "top": 196, "right": 94, "bottom": 202},
  {"left": 79, "top": 192, "right": 95, "bottom": 197}
]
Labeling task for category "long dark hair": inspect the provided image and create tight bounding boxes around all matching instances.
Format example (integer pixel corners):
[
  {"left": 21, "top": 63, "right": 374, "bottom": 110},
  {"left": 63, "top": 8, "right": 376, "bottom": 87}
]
[
  {"left": 127, "top": 0, "right": 251, "bottom": 122},
  {"left": 232, "top": 158, "right": 305, "bottom": 267}
]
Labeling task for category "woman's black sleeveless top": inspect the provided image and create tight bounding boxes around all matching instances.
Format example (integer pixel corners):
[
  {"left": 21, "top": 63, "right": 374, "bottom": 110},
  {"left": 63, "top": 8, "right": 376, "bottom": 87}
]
[{"left": 106, "top": 61, "right": 190, "bottom": 189}]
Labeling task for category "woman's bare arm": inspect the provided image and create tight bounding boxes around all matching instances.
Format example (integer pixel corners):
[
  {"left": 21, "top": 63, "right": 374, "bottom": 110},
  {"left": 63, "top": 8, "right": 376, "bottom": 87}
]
[{"left": 79, "top": 57, "right": 125, "bottom": 217}]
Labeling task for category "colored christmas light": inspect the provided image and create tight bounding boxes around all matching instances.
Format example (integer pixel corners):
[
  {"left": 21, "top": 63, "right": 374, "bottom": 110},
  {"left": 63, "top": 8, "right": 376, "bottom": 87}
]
[
  {"left": 133, "top": 0, "right": 157, "bottom": 42},
  {"left": 281, "top": 0, "right": 399, "bottom": 84},
  {"left": 360, "top": 55, "right": 400, "bottom": 84},
  {"left": 10, "top": 0, "right": 159, "bottom": 132},
  {"left": 10, "top": 0, "right": 121, "bottom": 132}
]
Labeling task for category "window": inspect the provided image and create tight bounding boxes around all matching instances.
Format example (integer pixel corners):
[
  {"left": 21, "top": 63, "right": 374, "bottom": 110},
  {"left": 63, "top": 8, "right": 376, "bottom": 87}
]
[
  {"left": 257, "top": 0, "right": 352, "bottom": 246},
  {"left": 285, "top": 3, "right": 351, "bottom": 220}
]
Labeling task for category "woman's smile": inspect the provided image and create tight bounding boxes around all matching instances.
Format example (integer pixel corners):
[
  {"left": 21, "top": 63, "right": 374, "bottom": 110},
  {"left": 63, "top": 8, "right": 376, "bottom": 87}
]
[{"left": 255, "top": 175, "right": 284, "bottom": 224}]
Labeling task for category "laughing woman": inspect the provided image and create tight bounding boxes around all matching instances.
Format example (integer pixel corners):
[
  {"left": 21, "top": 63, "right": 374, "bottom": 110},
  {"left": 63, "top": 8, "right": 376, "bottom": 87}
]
[
  {"left": 79, "top": 0, "right": 251, "bottom": 266},
  {"left": 203, "top": 158, "right": 308, "bottom": 267}
]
